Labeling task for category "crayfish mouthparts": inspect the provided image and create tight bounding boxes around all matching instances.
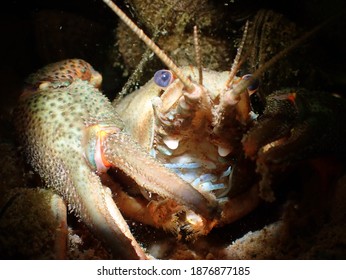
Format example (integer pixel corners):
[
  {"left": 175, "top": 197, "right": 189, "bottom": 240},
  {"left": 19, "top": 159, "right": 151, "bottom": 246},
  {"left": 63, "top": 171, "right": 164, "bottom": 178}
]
[{"left": 82, "top": 124, "right": 220, "bottom": 222}]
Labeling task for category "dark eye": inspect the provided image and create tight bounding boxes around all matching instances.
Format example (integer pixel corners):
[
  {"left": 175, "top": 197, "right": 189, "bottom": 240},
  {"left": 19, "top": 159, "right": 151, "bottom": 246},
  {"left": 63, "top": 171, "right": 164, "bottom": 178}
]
[
  {"left": 154, "top": 70, "right": 173, "bottom": 88},
  {"left": 242, "top": 74, "right": 259, "bottom": 93}
]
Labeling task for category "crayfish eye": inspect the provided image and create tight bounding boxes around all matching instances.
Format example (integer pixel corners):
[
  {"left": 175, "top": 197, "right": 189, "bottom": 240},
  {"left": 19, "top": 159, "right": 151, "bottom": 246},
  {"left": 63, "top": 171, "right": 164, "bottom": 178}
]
[
  {"left": 242, "top": 74, "right": 259, "bottom": 94},
  {"left": 154, "top": 70, "right": 173, "bottom": 88}
]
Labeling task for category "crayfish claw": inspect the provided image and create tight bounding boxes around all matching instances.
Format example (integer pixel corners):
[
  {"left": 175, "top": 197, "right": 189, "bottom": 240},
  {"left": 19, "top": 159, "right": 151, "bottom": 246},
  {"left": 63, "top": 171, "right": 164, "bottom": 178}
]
[{"left": 100, "top": 131, "right": 219, "bottom": 221}]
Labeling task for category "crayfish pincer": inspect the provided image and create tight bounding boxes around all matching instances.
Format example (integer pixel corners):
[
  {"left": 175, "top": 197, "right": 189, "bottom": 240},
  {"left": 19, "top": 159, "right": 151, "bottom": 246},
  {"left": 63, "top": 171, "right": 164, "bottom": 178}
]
[{"left": 14, "top": 59, "right": 217, "bottom": 259}]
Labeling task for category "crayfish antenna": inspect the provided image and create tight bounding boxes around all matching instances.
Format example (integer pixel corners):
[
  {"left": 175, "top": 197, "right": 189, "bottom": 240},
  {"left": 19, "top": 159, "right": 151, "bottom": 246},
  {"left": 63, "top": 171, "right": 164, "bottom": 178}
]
[
  {"left": 193, "top": 25, "right": 203, "bottom": 86},
  {"left": 102, "top": 0, "right": 195, "bottom": 93},
  {"left": 226, "top": 20, "right": 249, "bottom": 90}
]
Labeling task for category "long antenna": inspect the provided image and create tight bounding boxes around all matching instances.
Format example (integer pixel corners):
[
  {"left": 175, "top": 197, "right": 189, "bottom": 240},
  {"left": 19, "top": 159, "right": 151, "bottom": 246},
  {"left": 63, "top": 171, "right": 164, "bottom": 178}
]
[
  {"left": 225, "top": 20, "right": 249, "bottom": 88},
  {"left": 102, "top": 0, "right": 195, "bottom": 92},
  {"left": 193, "top": 25, "right": 203, "bottom": 86}
]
